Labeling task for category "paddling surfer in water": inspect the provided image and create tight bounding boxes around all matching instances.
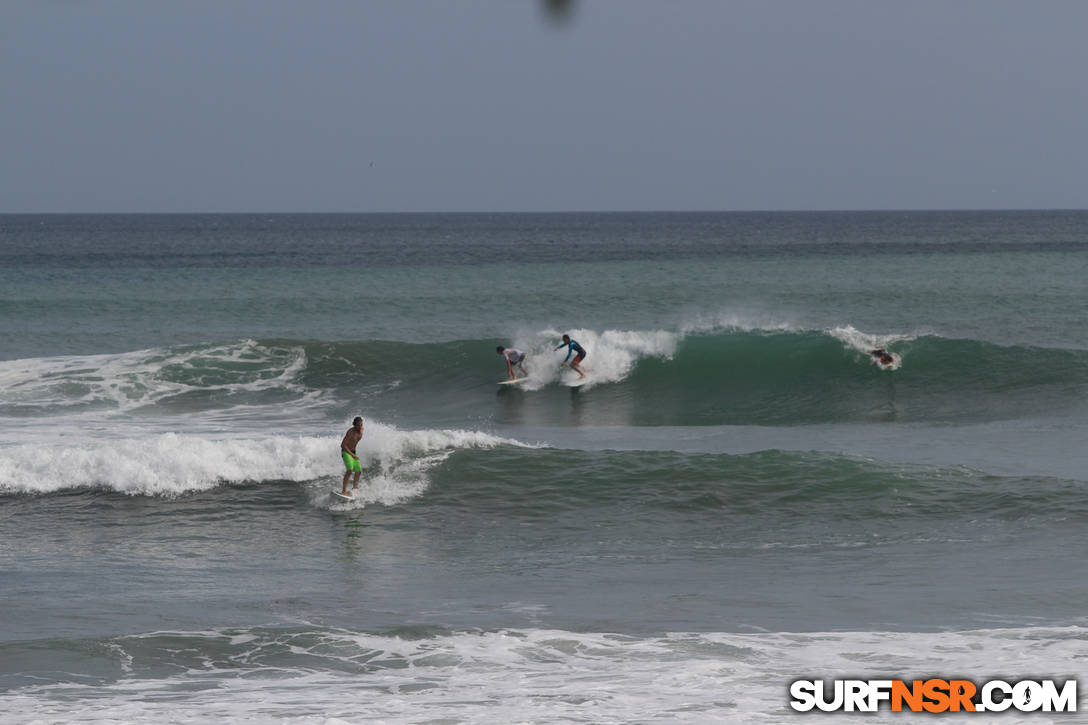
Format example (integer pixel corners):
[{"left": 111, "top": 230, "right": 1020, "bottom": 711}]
[
  {"left": 554, "top": 334, "right": 587, "bottom": 379},
  {"left": 870, "top": 348, "right": 895, "bottom": 367},
  {"left": 340, "top": 416, "right": 364, "bottom": 497}
]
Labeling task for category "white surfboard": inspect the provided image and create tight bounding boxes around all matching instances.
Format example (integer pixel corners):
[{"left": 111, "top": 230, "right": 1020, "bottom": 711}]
[
  {"left": 498, "top": 377, "right": 528, "bottom": 385},
  {"left": 331, "top": 490, "right": 354, "bottom": 502}
]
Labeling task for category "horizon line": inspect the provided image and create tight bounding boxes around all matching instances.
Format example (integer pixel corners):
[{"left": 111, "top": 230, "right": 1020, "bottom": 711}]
[{"left": 3, "top": 207, "right": 1087, "bottom": 216}]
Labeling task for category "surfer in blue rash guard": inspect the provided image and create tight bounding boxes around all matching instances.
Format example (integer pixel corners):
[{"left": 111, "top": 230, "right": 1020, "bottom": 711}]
[
  {"left": 497, "top": 346, "right": 528, "bottom": 380},
  {"left": 554, "top": 334, "right": 587, "bottom": 379}
]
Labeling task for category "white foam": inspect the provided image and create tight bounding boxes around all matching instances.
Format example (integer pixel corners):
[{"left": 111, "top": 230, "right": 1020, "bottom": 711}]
[
  {"left": 830, "top": 325, "right": 915, "bottom": 370},
  {"left": 0, "top": 420, "right": 533, "bottom": 502},
  {"left": 680, "top": 311, "right": 802, "bottom": 335},
  {"left": 3, "top": 626, "right": 1083, "bottom": 724},
  {"left": 0, "top": 340, "right": 311, "bottom": 419},
  {"left": 508, "top": 327, "right": 680, "bottom": 390}
]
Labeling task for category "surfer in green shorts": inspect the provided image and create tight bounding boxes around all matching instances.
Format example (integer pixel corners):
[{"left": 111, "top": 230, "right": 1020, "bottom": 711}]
[{"left": 340, "top": 416, "right": 364, "bottom": 497}]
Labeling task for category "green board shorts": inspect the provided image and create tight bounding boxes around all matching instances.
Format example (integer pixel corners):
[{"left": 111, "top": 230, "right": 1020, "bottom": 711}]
[{"left": 342, "top": 451, "right": 362, "bottom": 473}]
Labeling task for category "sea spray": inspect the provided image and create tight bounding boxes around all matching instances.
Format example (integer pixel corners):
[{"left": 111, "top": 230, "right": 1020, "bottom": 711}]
[
  {"left": 509, "top": 327, "right": 680, "bottom": 389},
  {"left": 0, "top": 340, "right": 310, "bottom": 419}
]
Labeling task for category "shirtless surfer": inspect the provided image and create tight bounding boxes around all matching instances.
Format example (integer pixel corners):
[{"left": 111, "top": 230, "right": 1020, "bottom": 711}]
[{"left": 340, "top": 416, "right": 364, "bottom": 497}]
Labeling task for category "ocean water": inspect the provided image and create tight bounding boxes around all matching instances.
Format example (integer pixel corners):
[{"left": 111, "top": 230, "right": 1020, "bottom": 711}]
[{"left": 1, "top": 211, "right": 1087, "bottom": 723}]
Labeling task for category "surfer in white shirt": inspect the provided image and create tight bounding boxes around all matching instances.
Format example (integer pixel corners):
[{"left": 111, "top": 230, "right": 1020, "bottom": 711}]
[{"left": 497, "top": 346, "right": 528, "bottom": 380}]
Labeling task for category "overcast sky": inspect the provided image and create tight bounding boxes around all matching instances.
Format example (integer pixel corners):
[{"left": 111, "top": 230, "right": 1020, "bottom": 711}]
[{"left": 3, "top": 1, "right": 1088, "bottom": 212}]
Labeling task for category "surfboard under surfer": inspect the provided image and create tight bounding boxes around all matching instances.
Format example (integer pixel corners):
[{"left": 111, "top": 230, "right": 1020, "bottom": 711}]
[
  {"left": 340, "top": 416, "right": 364, "bottom": 497},
  {"left": 555, "top": 334, "right": 587, "bottom": 379},
  {"left": 497, "top": 346, "right": 528, "bottom": 380}
]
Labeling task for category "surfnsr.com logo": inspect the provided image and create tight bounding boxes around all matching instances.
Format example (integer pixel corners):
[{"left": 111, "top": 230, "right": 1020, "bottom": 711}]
[{"left": 789, "top": 678, "right": 1077, "bottom": 713}]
